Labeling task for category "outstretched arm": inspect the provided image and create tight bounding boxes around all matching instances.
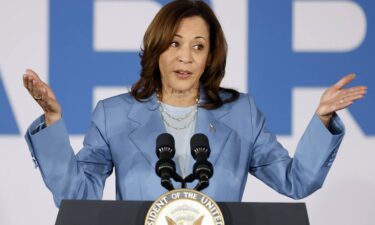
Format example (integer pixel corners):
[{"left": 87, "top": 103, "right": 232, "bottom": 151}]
[
  {"left": 249, "top": 73, "right": 368, "bottom": 198},
  {"left": 23, "top": 69, "right": 113, "bottom": 207}
]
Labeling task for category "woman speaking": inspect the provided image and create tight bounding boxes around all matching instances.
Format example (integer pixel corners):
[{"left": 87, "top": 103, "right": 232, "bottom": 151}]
[{"left": 23, "top": 0, "right": 367, "bottom": 207}]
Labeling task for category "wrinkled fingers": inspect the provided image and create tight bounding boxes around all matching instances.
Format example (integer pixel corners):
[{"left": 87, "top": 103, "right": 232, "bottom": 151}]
[
  {"left": 38, "top": 89, "right": 50, "bottom": 111},
  {"left": 340, "top": 86, "right": 367, "bottom": 103},
  {"left": 347, "top": 86, "right": 368, "bottom": 94},
  {"left": 340, "top": 93, "right": 365, "bottom": 104},
  {"left": 25, "top": 75, "right": 35, "bottom": 94},
  {"left": 30, "top": 80, "right": 43, "bottom": 101}
]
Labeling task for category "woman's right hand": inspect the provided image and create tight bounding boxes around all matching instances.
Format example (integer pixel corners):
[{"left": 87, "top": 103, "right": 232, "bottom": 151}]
[{"left": 23, "top": 69, "right": 62, "bottom": 126}]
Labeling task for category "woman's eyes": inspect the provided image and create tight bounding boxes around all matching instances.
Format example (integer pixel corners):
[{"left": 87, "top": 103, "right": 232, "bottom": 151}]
[
  {"left": 171, "top": 41, "right": 179, "bottom": 47},
  {"left": 193, "top": 44, "right": 204, "bottom": 50},
  {"left": 170, "top": 41, "right": 205, "bottom": 51}
]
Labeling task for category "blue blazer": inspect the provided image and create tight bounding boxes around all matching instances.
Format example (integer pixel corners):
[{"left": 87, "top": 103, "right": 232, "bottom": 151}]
[{"left": 25, "top": 92, "right": 345, "bottom": 207}]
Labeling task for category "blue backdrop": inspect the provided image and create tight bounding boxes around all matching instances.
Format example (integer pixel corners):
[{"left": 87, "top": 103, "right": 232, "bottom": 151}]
[{"left": 0, "top": 0, "right": 373, "bottom": 136}]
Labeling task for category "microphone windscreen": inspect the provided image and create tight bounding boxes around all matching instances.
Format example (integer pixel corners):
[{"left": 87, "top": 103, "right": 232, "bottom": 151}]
[
  {"left": 156, "top": 133, "right": 175, "bottom": 158},
  {"left": 190, "top": 133, "right": 210, "bottom": 158}
]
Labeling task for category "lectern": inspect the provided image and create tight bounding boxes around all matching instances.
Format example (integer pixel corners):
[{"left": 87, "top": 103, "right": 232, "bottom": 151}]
[{"left": 55, "top": 200, "right": 310, "bottom": 225}]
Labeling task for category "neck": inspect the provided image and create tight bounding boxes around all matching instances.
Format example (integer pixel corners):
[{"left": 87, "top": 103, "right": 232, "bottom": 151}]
[{"left": 159, "top": 87, "right": 199, "bottom": 107}]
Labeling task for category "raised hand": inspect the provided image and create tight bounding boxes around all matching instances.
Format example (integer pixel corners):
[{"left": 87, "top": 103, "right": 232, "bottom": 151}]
[
  {"left": 23, "top": 69, "right": 62, "bottom": 126},
  {"left": 316, "top": 73, "right": 368, "bottom": 127}
]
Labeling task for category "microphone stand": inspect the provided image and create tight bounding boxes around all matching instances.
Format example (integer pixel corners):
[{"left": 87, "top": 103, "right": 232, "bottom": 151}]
[{"left": 177, "top": 173, "right": 209, "bottom": 191}]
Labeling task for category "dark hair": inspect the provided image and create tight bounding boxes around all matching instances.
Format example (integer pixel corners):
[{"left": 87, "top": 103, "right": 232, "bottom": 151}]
[{"left": 131, "top": 0, "right": 239, "bottom": 109}]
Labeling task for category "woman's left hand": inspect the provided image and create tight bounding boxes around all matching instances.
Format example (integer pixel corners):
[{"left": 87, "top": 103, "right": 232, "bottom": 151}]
[{"left": 316, "top": 73, "right": 368, "bottom": 127}]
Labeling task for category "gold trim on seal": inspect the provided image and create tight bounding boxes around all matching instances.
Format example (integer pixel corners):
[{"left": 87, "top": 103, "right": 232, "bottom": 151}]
[{"left": 145, "top": 189, "right": 225, "bottom": 225}]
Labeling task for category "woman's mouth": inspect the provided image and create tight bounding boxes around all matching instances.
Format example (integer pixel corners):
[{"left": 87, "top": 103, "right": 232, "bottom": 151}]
[{"left": 174, "top": 70, "right": 192, "bottom": 78}]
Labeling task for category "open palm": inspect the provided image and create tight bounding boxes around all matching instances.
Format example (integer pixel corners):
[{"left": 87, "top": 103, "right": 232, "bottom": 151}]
[
  {"left": 316, "top": 73, "right": 367, "bottom": 126},
  {"left": 23, "top": 69, "right": 62, "bottom": 126}
]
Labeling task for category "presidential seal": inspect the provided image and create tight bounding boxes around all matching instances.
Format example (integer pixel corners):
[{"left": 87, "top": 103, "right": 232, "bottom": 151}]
[{"left": 145, "top": 189, "right": 225, "bottom": 225}]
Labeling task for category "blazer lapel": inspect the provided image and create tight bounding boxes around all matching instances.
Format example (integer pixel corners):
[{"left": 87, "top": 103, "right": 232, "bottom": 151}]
[
  {"left": 128, "top": 94, "right": 166, "bottom": 168},
  {"left": 190, "top": 104, "right": 232, "bottom": 171}
]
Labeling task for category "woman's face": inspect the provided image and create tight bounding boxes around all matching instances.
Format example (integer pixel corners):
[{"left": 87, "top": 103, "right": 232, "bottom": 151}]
[{"left": 159, "top": 16, "right": 210, "bottom": 94}]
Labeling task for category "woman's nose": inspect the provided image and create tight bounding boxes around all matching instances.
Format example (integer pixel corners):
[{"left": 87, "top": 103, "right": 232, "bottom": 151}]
[{"left": 177, "top": 47, "right": 193, "bottom": 63}]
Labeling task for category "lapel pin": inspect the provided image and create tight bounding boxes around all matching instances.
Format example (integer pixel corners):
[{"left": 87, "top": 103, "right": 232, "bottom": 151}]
[{"left": 209, "top": 123, "right": 216, "bottom": 133}]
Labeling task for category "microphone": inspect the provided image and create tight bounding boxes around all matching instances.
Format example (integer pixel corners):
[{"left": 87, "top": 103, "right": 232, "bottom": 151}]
[
  {"left": 190, "top": 133, "right": 213, "bottom": 191},
  {"left": 155, "top": 133, "right": 177, "bottom": 191}
]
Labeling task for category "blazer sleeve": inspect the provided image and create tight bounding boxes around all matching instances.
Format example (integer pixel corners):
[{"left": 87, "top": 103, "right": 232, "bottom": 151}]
[
  {"left": 247, "top": 96, "right": 345, "bottom": 199},
  {"left": 24, "top": 101, "right": 113, "bottom": 207}
]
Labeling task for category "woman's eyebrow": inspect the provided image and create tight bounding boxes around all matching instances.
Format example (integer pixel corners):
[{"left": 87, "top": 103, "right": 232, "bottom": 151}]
[{"left": 174, "top": 34, "right": 207, "bottom": 41}]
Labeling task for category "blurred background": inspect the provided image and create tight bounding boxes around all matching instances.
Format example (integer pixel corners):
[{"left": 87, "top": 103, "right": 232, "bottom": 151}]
[{"left": 0, "top": 0, "right": 374, "bottom": 224}]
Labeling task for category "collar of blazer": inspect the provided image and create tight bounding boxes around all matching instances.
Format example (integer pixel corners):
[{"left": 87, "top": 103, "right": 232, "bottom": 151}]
[{"left": 127, "top": 89, "right": 233, "bottom": 172}]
